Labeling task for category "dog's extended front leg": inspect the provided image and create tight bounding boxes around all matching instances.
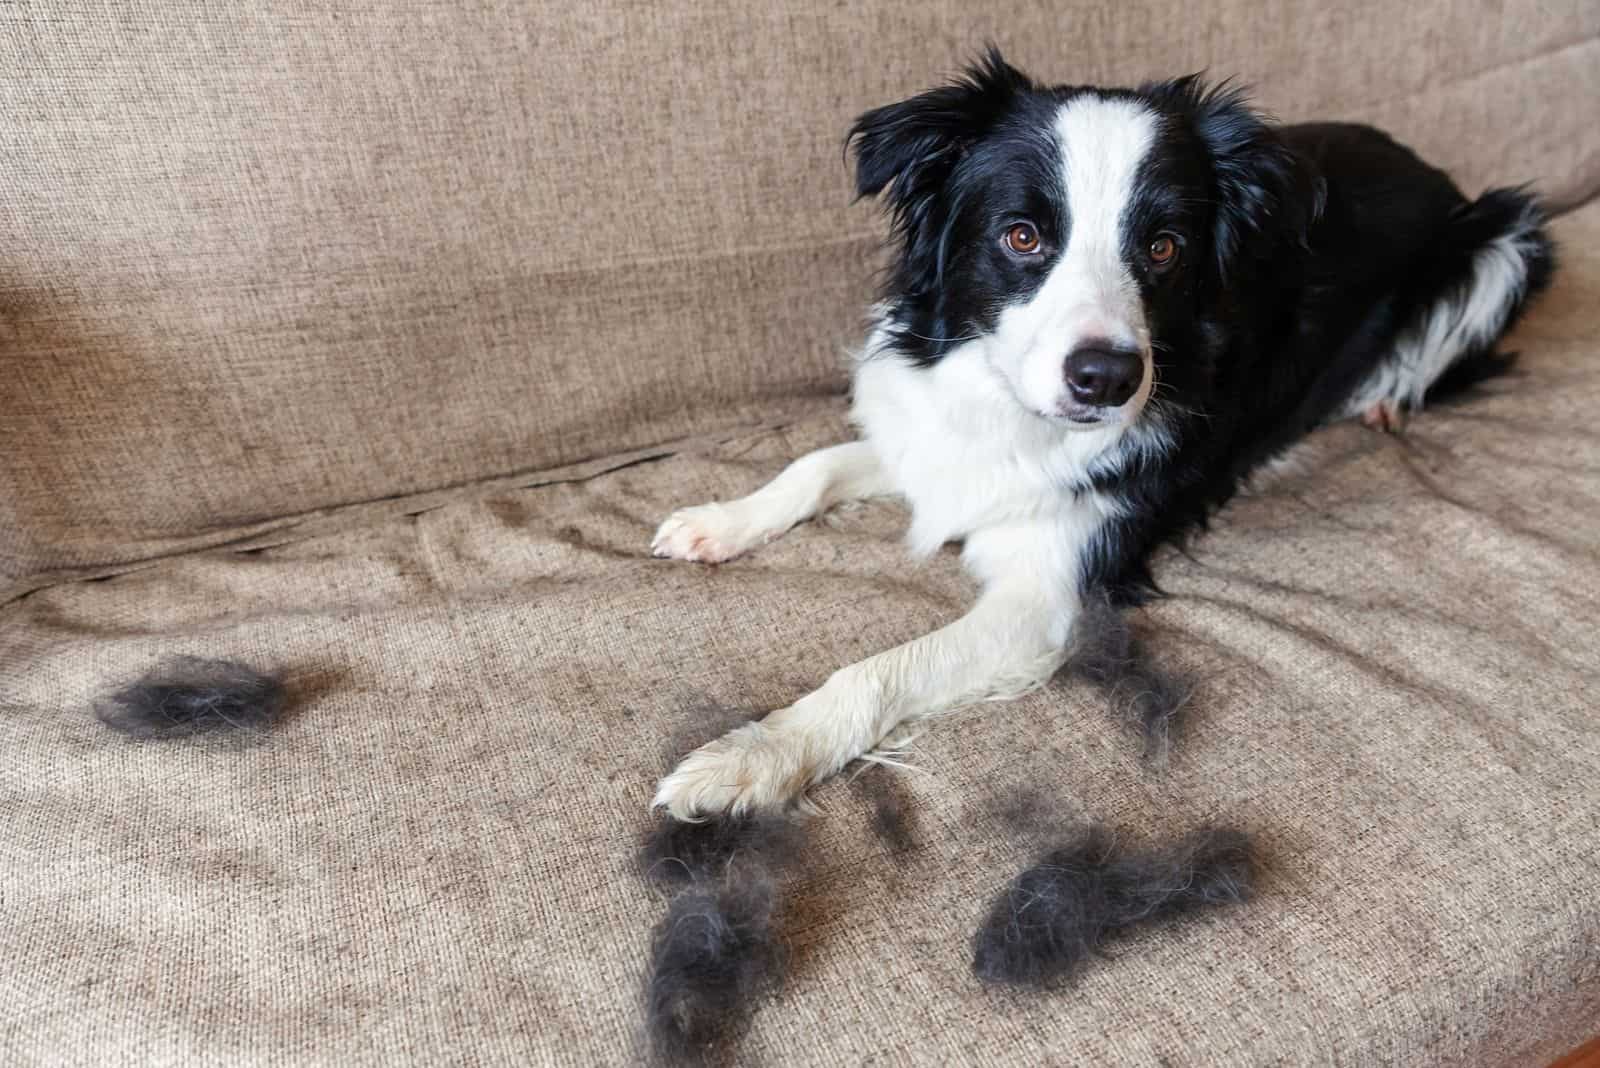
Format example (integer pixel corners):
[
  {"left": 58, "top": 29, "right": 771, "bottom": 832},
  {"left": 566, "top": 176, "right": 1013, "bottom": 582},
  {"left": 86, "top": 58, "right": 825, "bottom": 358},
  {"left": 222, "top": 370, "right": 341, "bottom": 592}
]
[
  {"left": 653, "top": 522, "right": 1082, "bottom": 819},
  {"left": 652, "top": 441, "right": 891, "bottom": 563}
]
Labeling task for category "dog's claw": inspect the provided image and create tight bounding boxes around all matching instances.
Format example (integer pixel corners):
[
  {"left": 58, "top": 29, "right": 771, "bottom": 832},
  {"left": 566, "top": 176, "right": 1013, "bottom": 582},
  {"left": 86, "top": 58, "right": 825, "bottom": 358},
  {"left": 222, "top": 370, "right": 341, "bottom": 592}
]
[{"left": 1360, "top": 400, "right": 1407, "bottom": 433}]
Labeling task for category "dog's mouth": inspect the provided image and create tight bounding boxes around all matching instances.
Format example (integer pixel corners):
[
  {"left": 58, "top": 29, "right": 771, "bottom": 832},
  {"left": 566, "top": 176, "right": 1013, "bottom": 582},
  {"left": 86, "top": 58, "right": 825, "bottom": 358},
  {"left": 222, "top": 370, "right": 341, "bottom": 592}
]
[{"left": 1045, "top": 402, "right": 1132, "bottom": 429}]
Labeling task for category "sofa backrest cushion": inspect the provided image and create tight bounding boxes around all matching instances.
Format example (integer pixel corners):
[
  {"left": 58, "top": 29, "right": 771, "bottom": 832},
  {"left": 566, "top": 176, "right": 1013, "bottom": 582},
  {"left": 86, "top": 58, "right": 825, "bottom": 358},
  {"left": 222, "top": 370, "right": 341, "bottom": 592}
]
[{"left": 3, "top": 2, "right": 1595, "bottom": 587}]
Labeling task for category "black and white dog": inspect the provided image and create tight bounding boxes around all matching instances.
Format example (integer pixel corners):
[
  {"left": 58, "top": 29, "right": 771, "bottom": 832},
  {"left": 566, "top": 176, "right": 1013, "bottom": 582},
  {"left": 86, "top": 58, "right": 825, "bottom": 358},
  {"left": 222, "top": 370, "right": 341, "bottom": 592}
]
[{"left": 650, "top": 51, "right": 1554, "bottom": 820}]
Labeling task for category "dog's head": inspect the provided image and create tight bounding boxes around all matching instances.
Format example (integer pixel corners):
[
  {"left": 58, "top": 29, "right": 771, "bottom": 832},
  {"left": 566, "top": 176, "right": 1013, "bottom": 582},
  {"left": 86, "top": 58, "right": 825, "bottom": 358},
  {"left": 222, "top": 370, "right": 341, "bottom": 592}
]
[{"left": 850, "top": 50, "right": 1317, "bottom": 429}]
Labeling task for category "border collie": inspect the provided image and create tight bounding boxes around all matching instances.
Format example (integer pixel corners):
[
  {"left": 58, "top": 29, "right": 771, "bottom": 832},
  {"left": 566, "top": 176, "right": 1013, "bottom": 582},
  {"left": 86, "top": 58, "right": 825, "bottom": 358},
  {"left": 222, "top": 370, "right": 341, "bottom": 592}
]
[{"left": 649, "top": 51, "right": 1554, "bottom": 820}]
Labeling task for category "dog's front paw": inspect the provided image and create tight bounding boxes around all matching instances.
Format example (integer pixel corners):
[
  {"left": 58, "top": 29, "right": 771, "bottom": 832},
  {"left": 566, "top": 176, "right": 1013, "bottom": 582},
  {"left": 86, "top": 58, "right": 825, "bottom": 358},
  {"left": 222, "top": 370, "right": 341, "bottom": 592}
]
[
  {"left": 652, "top": 720, "right": 812, "bottom": 820},
  {"left": 651, "top": 502, "right": 772, "bottom": 564}
]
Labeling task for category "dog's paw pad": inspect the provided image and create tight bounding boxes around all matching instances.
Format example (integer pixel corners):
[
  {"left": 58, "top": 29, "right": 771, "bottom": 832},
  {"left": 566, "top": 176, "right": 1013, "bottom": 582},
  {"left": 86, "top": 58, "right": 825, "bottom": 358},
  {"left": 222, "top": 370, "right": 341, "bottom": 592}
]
[{"left": 651, "top": 504, "right": 759, "bottom": 563}]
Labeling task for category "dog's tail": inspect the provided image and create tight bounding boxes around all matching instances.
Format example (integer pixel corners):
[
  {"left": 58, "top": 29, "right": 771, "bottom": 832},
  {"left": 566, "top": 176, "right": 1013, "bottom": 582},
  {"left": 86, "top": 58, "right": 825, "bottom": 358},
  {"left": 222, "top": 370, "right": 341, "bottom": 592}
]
[
  {"left": 1419, "top": 188, "right": 1556, "bottom": 404},
  {"left": 1345, "top": 187, "right": 1556, "bottom": 417}
]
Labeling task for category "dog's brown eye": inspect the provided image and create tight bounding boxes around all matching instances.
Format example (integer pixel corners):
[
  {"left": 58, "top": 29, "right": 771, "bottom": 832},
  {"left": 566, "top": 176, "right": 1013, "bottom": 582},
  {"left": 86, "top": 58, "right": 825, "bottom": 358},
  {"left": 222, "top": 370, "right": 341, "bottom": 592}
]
[
  {"left": 1004, "top": 223, "right": 1041, "bottom": 255},
  {"left": 1148, "top": 234, "right": 1180, "bottom": 268}
]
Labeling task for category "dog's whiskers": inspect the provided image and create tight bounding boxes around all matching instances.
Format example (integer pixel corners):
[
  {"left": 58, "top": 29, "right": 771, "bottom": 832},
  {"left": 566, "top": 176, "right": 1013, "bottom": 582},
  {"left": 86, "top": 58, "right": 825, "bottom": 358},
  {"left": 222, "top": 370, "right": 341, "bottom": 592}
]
[{"left": 900, "top": 328, "right": 983, "bottom": 345}]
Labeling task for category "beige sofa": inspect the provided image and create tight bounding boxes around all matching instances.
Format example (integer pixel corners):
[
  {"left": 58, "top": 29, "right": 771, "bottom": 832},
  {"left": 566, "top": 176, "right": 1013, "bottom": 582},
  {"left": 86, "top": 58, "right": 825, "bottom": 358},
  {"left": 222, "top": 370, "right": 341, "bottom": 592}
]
[{"left": 3, "top": 3, "right": 1598, "bottom": 1064}]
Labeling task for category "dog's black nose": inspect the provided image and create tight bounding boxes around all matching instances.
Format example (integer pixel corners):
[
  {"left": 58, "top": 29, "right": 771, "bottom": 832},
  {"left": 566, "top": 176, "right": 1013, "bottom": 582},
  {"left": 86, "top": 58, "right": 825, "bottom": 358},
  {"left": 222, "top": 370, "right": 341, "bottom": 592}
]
[{"left": 1063, "top": 344, "right": 1143, "bottom": 408}]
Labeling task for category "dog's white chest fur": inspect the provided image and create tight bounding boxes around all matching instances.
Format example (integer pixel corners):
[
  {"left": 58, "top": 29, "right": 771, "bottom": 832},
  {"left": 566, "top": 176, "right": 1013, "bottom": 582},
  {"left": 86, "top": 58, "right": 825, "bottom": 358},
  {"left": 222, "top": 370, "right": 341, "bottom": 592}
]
[{"left": 850, "top": 329, "right": 1130, "bottom": 557}]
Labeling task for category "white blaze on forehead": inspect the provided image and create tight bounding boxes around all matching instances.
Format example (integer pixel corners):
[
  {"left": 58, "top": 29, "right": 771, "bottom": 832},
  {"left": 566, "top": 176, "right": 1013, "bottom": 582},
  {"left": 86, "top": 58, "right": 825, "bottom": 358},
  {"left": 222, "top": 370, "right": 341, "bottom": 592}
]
[
  {"left": 984, "top": 94, "right": 1160, "bottom": 424},
  {"left": 1048, "top": 94, "right": 1158, "bottom": 344}
]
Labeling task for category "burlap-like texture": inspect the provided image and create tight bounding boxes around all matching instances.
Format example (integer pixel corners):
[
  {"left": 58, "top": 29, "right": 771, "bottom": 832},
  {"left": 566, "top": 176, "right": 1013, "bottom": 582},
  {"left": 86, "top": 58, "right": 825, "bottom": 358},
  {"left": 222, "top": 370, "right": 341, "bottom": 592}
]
[
  {"left": 3, "top": 2, "right": 1598, "bottom": 582},
  {"left": 2, "top": 203, "right": 1597, "bottom": 1066}
]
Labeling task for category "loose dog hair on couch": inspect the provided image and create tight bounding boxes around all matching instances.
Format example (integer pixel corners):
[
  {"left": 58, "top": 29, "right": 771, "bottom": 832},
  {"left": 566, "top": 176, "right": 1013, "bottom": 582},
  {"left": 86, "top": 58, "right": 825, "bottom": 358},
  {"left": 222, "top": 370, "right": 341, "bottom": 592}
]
[
  {"left": 95, "top": 655, "right": 288, "bottom": 739},
  {"left": 646, "top": 48, "right": 1554, "bottom": 822},
  {"left": 1065, "top": 592, "right": 1193, "bottom": 762},
  {"left": 638, "top": 813, "right": 809, "bottom": 1063},
  {"left": 972, "top": 824, "right": 1256, "bottom": 986}
]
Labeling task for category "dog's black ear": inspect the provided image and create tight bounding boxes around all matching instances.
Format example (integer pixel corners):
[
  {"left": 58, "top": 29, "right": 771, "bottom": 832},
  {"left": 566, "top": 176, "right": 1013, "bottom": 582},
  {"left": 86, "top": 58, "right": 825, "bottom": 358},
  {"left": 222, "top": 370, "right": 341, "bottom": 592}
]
[
  {"left": 849, "top": 47, "right": 1031, "bottom": 205},
  {"left": 1147, "top": 77, "right": 1323, "bottom": 277},
  {"left": 848, "top": 47, "right": 1030, "bottom": 330}
]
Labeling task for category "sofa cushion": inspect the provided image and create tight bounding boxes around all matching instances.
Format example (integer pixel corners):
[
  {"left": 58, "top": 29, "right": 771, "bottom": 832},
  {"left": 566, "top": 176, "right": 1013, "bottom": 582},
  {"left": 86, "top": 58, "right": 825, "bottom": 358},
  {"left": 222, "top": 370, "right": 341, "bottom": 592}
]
[
  {"left": 3, "top": 201, "right": 1598, "bottom": 1065},
  {"left": 4, "top": 1, "right": 1597, "bottom": 586}
]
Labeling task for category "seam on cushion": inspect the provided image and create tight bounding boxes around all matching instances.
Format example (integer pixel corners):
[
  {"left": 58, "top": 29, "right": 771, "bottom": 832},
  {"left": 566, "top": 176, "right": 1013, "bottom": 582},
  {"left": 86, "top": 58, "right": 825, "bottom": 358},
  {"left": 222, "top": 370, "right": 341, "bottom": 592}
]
[
  {"left": 127, "top": 231, "right": 887, "bottom": 306},
  {"left": 0, "top": 406, "right": 841, "bottom": 607},
  {"left": 0, "top": 446, "right": 682, "bottom": 605},
  {"left": 1550, "top": 177, "right": 1600, "bottom": 217}
]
